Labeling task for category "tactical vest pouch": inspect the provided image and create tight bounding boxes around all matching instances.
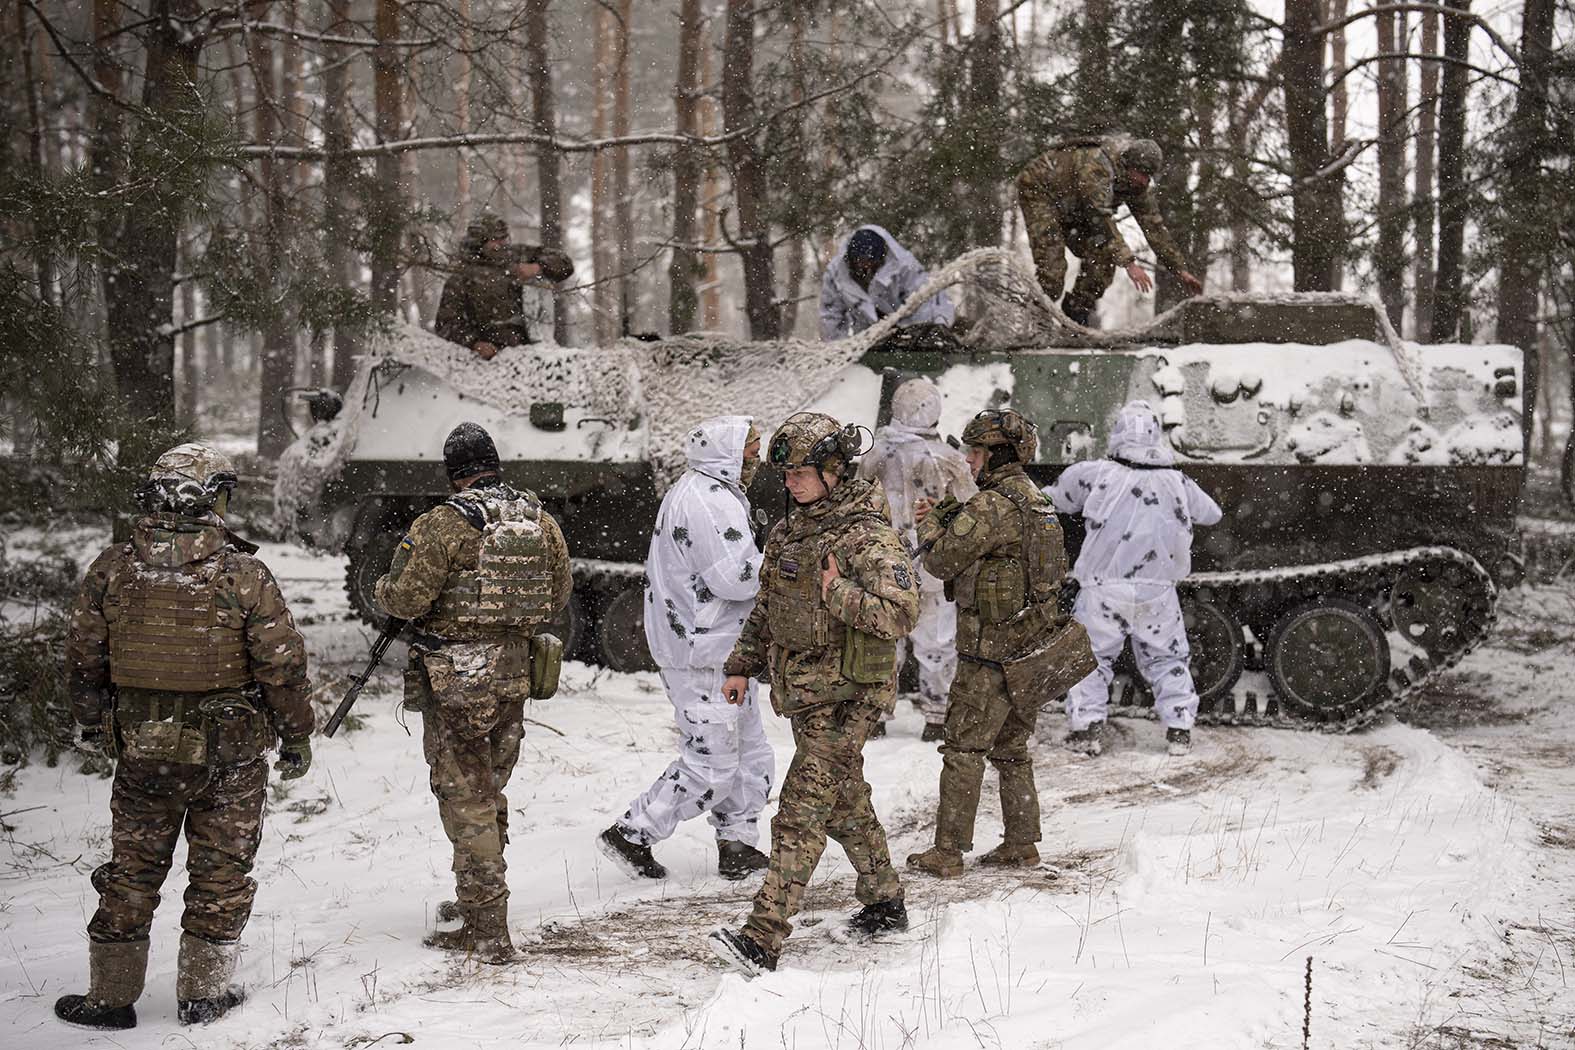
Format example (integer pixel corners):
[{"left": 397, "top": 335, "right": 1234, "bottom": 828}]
[
  {"left": 1000, "top": 618, "right": 1097, "bottom": 706},
  {"left": 198, "top": 694, "right": 266, "bottom": 765},
  {"left": 121, "top": 719, "right": 208, "bottom": 766},
  {"left": 840, "top": 626, "right": 897, "bottom": 686},
  {"left": 432, "top": 498, "right": 556, "bottom": 627},
  {"left": 423, "top": 644, "right": 501, "bottom": 739},
  {"left": 766, "top": 541, "right": 834, "bottom": 652},
  {"left": 975, "top": 557, "right": 1026, "bottom": 624},
  {"left": 529, "top": 633, "right": 563, "bottom": 700},
  {"left": 402, "top": 655, "right": 434, "bottom": 713}
]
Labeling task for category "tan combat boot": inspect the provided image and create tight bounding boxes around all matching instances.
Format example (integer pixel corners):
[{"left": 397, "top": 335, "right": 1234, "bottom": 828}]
[
  {"left": 905, "top": 846, "right": 964, "bottom": 878},
  {"left": 978, "top": 843, "right": 1040, "bottom": 868},
  {"left": 424, "top": 902, "right": 516, "bottom": 964}
]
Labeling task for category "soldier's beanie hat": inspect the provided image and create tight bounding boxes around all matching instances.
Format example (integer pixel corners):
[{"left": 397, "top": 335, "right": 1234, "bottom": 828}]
[
  {"left": 846, "top": 228, "right": 888, "bottom": 266},
  {"left": 466, "top": 210, "right": 510, "bottom": 244},
  {"left": 444, "top": 422, "right": 502, "bottom": 481},
  {"left": 1122, "top": 139, "right": 1164, "bottom": 176}
]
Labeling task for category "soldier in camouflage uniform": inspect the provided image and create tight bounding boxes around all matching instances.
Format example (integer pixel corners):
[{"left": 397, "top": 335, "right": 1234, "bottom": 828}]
[
  {"left": 434, "top": 211, "right": 575, "bottom": 359},
  {"left": 56, "top": 444, "right": 313, "bottom": 1031},
  {"left": 907, "top": 410, "right": 1069, "bottom": 878},
  {"left": 707, "top": 412, "right": 920, "bottom": 978},
  {"left": 375, "top": 422, "right": 573, "bottom": 962},
  {"left": 1015, "top": 137, "right": 1205, "bottom": 326}
]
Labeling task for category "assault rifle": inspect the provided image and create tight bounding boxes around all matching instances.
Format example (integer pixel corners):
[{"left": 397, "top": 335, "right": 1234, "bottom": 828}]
[{"left": 324, "top": 618, "right": 408, "bottom": 738}]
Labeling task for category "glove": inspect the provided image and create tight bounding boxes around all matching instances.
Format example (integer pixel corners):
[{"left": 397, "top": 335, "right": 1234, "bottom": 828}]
[{"left": 275, "top": 737, "right": 312, "bottom": 781}]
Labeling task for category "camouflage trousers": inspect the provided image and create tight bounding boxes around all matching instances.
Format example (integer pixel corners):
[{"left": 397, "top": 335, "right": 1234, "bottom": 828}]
[
  {"left": 744, "top": 701, "right": 901, "bottom": 956},
  {"left": 420, "top": 692, "right": 526, "bottom": 911},
  {"left": 935, "top": 658, "right": 1042, "bottom": 852},
  {"left": 88, "top": 756, "right": 267, "bottom": 945},
  {"left": 1017, "top": 200, "right": 1123, "bottom": 322}
]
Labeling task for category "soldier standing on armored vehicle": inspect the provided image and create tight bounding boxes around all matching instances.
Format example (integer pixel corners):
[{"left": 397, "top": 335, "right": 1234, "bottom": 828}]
[
  {"left": 599, "top": 415, "right": 775, "bottom": 882},
  {"left": 707, "top": 412, "right": 919, "bottom": 977},
  {"left": 1016, "top": 137, "right": 1204, "bottom": 326},
  {"left": 907, "top": 410, "right": 1083, "bottom": 879},
  {"left": 1047, "top": 400, "right": 1222, "bottom": 757},
  {"left": 858, "top": 377, "right": 976, "bottom": 741},
  {"left": 374, "top": 423, "right": 573, "bottom": 962},
  {"left": 434, "top": 210, "right": 575, "bottom": 360},
  {"left": 56, "top": 444, "right": 313, "bottom": 1031}
]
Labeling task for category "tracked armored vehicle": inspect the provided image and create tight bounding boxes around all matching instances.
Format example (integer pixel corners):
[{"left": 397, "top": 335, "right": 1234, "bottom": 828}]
[{"left": 276, "top": 251, "right": 1526, "bottom": 732}]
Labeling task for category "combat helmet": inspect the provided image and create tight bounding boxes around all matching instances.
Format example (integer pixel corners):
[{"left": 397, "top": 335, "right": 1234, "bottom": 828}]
[
  {"left": 1121, "top": 139, "right": 1164, "bottom": 177},
  {"left": 962, "top": 409, "right": 1039, "bottom": 470},
  {"left": 768, "top": 412, "right": 867, "bottom": 480},
  {"left": 136, "top": 442, "right": 239, "bottom": 515},
  {"left": 466, "top": 209, "right": 510, "bottom": 245}
]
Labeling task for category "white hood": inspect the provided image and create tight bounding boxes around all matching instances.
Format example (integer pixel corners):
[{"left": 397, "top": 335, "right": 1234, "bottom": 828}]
[
  {"left": 1107, "top": 399, "right": 1175, "bottom": 467},
  {"left": 685, "top": 415, "right": 753, "bottom": 490},
  {"left": 819, "top": 226, "right": 955, "bottom": 339}
]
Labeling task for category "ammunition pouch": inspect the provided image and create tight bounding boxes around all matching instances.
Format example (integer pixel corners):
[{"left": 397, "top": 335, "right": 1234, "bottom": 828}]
[
  {"left": 529, "top": 633, "right": 563, "bottom": 700},
  {"left": 113, "top": 689, "right": 267, "bottom": 768},
  {"left": 973, "top": 556, "right": 1027, "bottom": 624},
  {"left": 840, "top": 626, "right": 896, "bottom": 686}
]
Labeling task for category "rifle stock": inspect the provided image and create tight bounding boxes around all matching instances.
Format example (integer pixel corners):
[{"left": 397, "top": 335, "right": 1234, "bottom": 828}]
[{"left": 324, "top": 619, "right": 407, "bottom": 738}]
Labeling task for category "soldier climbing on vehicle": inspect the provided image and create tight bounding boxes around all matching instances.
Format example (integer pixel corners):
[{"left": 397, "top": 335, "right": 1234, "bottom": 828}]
[
  {"left": 434, "top": 210, "right": 575, "bottom": 360},
  {"left": 1015, "top": 136, "right": 1204, "bottom": 326},
  {"left": 57, "top": 443, "right": 313, "bottom": 1030}
]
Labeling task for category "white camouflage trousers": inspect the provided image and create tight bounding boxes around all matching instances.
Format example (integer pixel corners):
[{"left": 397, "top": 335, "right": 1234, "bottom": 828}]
[
  {"left": 897, "top": 587, "right": 959, "bottom": 725},
  {"left": 1065, "top": 582, "right": 1199, "bottom": 731},
  {"left": 621, "top": 667, "right": 775, "bottom": 846}
]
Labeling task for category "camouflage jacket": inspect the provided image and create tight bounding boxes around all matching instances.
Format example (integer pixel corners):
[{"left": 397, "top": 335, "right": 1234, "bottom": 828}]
[
  {"left": 918, "top": 463, "right": 1068, "bottom": 663},
  {"left": 374, "top": 479, "right": 573, "bottom": 642},
  {"left": 434, "top": 246, "right": 574, "bottom": 351},
  {"left": 1015, "top": 141, "right": 1189, "bottom": 275},
  {"left": 66, "top": 513, "right": 313, "bottom": 741},
  {"left": 724, "top": 478, "right": 920, "bottom": 715}
]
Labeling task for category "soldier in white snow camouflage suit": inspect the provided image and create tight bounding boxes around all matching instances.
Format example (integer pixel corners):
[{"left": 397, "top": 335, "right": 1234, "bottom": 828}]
[
  {"left": 1046, "top": 401, "right": 1222, "bottom": 756},
  {"left": 859, "top": 378, "right": 975, "bottom": 740},
  {"left": 599, "top": 416, "right": 775, "bottom": 882}
]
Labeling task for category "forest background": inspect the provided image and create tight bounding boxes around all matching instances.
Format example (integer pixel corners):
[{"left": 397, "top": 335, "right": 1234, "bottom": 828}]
[{"left": 1, "top": 0, "right": 1573, "bottom": 495}]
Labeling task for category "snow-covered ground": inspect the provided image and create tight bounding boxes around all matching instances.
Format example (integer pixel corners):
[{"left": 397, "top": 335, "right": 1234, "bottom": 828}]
[{"left": 2, "top": 532, "right": 1571, "bottom": 1049}]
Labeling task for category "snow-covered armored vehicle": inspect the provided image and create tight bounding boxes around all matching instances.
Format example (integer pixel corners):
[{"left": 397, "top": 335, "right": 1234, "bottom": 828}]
[{"left": 276, "top": 251, "right": 1527, "bottom": 731}]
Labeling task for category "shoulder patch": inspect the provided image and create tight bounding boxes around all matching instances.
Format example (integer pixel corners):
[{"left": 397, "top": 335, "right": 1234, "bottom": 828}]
[
  {"left": 399, "top": 535, "right": 414, "bottom": 552},
  {"left": 951, "top": 511, "right": 978, "bottom": 537},
  {"left": 893, "top": 564, "right": 912, "bottom": 590}
]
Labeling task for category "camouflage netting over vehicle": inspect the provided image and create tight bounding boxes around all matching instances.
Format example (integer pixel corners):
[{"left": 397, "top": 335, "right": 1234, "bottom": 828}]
[{"left": 276, "top": 249, "right": 1529, "bottom": 733}]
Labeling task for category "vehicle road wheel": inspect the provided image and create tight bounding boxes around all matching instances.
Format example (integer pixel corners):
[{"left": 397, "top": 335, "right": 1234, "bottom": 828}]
[
  {"left": 1389, "top": 562, "right": 1483, "bottom": 658},
  {"left": 1267, "top": 598, "right": 1390, "bottom": 721},
  {"left": 345, "top": 530, "right": 403, "bottom": 632},
  {"left": 597, "top": 584, "right": 655, "bottom": 673},
  {"left": 1180, "top": 590, "right": 1244, "bottom": 710}
]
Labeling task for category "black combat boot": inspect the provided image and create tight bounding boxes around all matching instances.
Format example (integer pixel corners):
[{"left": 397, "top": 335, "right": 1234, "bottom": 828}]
[
  {"left": 920, "top": 722, "right": 945, "bottom": 743},
  {"left": 1166, "top": 727, "right": 1192, "bottom": 756},
  {"left": 54, "top": 997, "right": 136, "bottom": 1030},
  {"left": 846, "top": 898, "right": 908, "bottom": 941},
  {"left": 1063, "top": 721, "right": 1105, "bottom": 756},
  {"left": 178, "top": 989, "right": 246, "bottom": 1025},
  {"left": 707, "top": 927, "right": 778, "bottom": 978},
  {"left": 56, "top": 938, "right": 147, "bottom": 1030},
  {"left": 597, "top": 824, "right": 668, "bottom": 879},
  {"left": 176, "top": 934, "right": 245, "bottom": 1025},
  {"left": 717, "top": 839, "right": 769, "bottom": 881}
]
